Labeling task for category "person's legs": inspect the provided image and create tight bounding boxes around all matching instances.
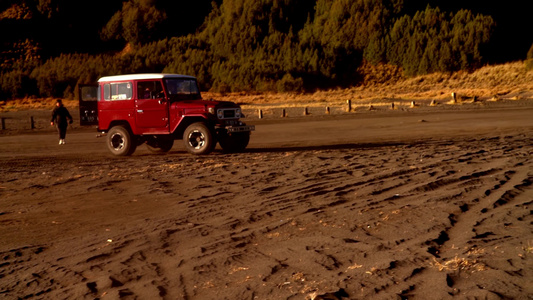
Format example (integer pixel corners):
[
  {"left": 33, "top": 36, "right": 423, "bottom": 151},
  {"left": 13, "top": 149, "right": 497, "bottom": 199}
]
[{"left": 58, "top": 125, "right": 67, "bottom": 144}]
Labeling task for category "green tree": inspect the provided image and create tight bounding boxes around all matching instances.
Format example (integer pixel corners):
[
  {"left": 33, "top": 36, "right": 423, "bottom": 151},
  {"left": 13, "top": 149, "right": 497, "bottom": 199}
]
[
  {"left": 526, "top": 43, "right": 533, "bottom": 71},
  {"left": 297, "top": 0, "right": 403, "bottom": 86},
  {"left": 449, "top": 9, "right": 494, "bottom": 70},
  {"left": 199, "top": 0, "right": 313, "bottom": 91},
  {"left": 386, "top": 6, "right": 494, "bottom": 76},
  {"left": 101, "top": 0, "right": 167, "bottom": 46}
]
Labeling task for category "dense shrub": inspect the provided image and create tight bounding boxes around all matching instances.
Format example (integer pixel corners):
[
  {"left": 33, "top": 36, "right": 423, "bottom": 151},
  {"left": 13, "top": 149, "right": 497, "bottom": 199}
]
[
  {"left": 277, "top": 73, "right": 304, "bottom": 92},
  {"left": 29, "top": 54, "right": 121, "bottom": 98},
  {"left": 0, "top": 69, "right": 37, "bottom": 99}
]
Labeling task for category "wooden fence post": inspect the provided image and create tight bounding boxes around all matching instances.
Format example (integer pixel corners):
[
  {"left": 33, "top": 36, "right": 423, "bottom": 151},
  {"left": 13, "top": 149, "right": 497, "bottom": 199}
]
[
  {"left": 30, "top": 116, "right": 35, "bottom": 130},
  {"left": 346, "top": 100, "right": 352, "bottom": 112},
  {"left": 258, "top": 109, "right": 263, "bottom": 119}
]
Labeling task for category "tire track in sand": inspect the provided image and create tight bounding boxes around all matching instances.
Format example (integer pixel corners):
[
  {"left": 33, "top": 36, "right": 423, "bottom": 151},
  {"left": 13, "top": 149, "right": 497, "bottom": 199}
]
[{"left": 1, "top": 135, "right": 532, "bottom": 299}]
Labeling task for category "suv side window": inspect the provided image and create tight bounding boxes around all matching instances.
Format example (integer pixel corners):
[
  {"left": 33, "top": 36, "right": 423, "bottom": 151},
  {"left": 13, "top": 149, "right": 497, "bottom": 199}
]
[
  {"left": 137, "top": 81, "right": 164, "bottom": 99},
  {"left": 164, "top": 79, "right": 200, "bottom": 100},
  {"left": 103, "top": 82, "right": 133, "bottom": 100}
]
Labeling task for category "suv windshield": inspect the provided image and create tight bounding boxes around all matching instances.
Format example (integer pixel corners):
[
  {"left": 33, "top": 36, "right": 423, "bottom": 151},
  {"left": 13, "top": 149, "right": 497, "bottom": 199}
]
[{"left": 164, "top": 79, "right": 200, "bottom": 100}]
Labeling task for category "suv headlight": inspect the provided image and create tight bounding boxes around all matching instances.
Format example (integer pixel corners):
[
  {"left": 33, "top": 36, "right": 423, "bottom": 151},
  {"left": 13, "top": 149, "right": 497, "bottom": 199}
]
[{"left": 208, "top": 107, "right": 215, "bottom": 114}]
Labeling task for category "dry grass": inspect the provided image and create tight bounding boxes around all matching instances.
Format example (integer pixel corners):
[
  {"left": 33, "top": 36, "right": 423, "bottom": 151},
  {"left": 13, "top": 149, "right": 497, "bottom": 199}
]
[
  {"left": 207, "top": 61, "right": 533, "bottom": 108},
  {"left": 0, "top": 98, "right": 78, "bottom": 112},
  {"left": 2, "top": 61, "right": 532, "bottom": 112},
  {"left": 432, "top": 256, "right": 487, "bottom": 273},
  {"left": 523, "top": 241, "right": 533, "bottom": 256}
]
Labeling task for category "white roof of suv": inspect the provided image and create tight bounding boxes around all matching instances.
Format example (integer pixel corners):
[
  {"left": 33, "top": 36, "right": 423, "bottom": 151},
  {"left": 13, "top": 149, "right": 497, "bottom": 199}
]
[{"left": 98, "top": 73, "right": 196, "bottom": 82}]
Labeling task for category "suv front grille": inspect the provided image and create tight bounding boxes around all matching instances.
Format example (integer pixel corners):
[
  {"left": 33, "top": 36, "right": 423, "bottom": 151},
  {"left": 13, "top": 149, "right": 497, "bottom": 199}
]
[
  {"left": 223, "top": 110, "right": 235, "bottom": 118},
  {"left": 217, "top": 108, "right": 241, "bottom": 119}
]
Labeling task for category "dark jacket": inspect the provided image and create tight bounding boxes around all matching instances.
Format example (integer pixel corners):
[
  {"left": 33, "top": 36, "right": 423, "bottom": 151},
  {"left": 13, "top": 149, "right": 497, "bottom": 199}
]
[{"left": 51, "top": 105, "right": 73, "bottom": 127}]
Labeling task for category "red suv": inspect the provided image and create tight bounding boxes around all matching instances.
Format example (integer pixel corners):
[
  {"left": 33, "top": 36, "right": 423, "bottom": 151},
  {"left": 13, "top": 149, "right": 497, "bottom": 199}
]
[{"left": 79, "top": 74, "right": 254, "bottom": 156}]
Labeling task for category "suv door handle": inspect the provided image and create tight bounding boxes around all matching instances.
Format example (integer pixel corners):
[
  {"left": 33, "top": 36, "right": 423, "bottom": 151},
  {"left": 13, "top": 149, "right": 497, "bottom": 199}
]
[{"left": 137, "top": 110, "right": 144, "bottom": 113}]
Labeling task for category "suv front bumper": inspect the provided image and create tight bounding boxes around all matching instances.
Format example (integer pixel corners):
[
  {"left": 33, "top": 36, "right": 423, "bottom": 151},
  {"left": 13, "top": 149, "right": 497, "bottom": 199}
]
[{"left": 225, "top": 125, "right": 255, "bottom": 133}]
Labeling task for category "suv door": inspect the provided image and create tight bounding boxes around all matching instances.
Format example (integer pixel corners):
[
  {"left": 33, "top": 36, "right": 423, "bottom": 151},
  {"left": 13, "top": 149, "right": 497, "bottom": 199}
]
[
  {"left": 135, "top": 80, "right": 169, "bottom": 131},
  {"left": 78, "top": 84, "right": 98, "bottom": 126}
]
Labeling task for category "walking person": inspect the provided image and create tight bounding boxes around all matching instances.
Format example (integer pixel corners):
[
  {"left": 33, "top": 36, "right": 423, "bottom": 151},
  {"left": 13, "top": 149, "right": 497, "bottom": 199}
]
[{"left": 50, "top": 99, "right": 73, "bottom": 144}]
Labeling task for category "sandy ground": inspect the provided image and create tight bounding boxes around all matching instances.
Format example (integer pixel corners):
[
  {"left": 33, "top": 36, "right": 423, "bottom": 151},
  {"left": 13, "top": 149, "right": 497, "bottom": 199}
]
[{"left": 1, "top": 101, "right": 532, "bottom": 299}]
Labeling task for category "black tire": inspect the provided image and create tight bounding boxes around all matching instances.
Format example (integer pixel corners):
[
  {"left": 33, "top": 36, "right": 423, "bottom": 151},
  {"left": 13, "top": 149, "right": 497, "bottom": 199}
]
[
  {"left": 218, "top": 132, "right": 250, "bottom": 153},
  {"left": 107, "top": 125, "right": 136, "bottom": 156},
  {"left": 146, "top": 136, "right": 174, "bottom": 153},
  {"left": 183, "top": 122, "right": 216, "bottom": 155}
]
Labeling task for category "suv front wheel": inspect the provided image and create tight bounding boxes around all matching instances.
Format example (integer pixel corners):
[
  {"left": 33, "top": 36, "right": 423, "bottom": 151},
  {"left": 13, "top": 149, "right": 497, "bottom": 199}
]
[
  {"left": 107, "top": 125, "right": 137, "bottom": 156},
  {"left": 183, "top": 122, "right": 216, "bottom": 155}
]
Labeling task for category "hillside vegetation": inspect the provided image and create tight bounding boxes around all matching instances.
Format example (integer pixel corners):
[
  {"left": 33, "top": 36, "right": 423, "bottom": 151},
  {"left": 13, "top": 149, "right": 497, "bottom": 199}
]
[
  {"left": 207, "top": 61, "right": 533, "bottom": 106},
  {"left": 2, "top": 61, "right": 532, "bottom": 113},
  {"left": 1, "top": 0, "right": 532, "bottom": 101}
]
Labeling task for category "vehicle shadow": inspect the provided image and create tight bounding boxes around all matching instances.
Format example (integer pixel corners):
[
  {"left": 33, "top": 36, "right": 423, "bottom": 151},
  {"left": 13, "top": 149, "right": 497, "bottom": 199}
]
[
  {"left": 144, "top": 141, "right": 437, "bottom": 157},
  {"left": 238, "top": 141, "right": 414, "bottom": 154}
]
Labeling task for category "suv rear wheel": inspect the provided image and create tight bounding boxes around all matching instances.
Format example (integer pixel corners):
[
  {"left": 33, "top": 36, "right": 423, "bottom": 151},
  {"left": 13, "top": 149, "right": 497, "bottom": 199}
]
[
  {"left": 107, "top": 125, "right": 136, "bottom": 156},
  {"left": 183, "top": 122, "right": 216, "bottom": 155}
]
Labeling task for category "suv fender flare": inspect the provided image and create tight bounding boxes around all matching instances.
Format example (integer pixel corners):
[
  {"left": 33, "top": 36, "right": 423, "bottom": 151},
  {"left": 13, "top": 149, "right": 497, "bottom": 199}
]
[
  {"left": 106, "top": 120, "right": 134, "bottom": 133},
  {"left": 173, "top": 116, "right": 214, "bottom": 139}
]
